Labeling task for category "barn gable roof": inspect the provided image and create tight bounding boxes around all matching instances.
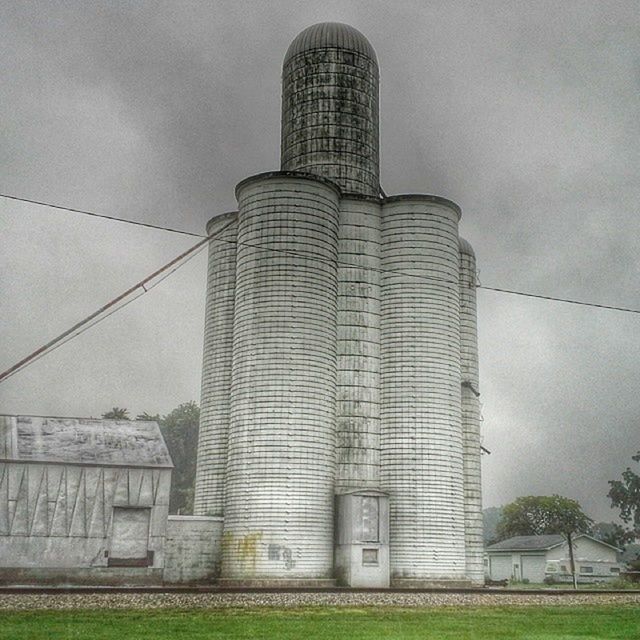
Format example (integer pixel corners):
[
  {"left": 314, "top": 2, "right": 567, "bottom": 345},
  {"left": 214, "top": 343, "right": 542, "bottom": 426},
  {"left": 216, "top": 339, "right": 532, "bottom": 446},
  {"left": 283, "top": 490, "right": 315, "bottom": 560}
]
[{"left": 0, "top": 415, "right": 173, "bottom": 468}]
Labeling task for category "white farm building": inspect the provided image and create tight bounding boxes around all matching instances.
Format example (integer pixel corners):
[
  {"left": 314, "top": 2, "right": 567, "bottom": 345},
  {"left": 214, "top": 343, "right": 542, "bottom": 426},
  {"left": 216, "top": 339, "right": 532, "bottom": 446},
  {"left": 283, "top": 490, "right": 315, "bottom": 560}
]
[{"left": 486, "top": 534, "right": 623, "bottom": 584}]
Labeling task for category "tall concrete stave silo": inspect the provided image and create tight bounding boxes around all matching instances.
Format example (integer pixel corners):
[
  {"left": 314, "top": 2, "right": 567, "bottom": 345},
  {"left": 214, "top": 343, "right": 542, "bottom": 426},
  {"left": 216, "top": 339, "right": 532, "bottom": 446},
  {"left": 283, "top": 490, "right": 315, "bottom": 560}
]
[
  {"left": 380, "top": 196, "right": 467, "bottom": 584},
  {"left": 221, "top": 173, "right": 340, "bottom": 583},
  {"left": 336, "top": 197, "right": 382, "bottom": 491},
  {"left": 194, "top": 212, "right": 238, "bottom": 517},
  {"left": 281, "top": 23, "right": 380, "bottom": 197},
  {"left": 459, "top": 237, "right": 484, "bottom": 584},
  {"left": 194, "top": 22, "right": 483, "bottom": 587}
]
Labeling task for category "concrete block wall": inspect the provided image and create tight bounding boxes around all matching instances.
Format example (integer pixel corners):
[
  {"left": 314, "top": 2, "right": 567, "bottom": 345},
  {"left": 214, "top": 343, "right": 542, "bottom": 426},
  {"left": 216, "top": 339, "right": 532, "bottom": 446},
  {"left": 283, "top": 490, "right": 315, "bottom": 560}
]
[{"left": 163, "top": 516, "right": 223, "bottom": 584}]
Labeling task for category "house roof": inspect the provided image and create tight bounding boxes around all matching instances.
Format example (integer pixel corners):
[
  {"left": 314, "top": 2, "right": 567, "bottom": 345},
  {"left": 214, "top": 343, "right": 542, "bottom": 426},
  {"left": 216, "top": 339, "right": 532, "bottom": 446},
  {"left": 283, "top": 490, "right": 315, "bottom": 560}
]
[
  {"left": 486, "top": 534, "right": 622, "bottom": 553},
  {"left": 0, "top": 415, "right": 173, "bottom": 468},
  {"left": 487, "top": 535, "right": 565, "bottom": 551}
]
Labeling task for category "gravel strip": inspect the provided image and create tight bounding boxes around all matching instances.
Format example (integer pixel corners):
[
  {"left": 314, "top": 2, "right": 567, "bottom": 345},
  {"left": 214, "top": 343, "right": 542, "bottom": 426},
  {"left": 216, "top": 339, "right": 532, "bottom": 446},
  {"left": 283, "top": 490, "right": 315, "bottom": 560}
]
[{"left": 1, "top": 592, "right": 639, "bottom": 611}]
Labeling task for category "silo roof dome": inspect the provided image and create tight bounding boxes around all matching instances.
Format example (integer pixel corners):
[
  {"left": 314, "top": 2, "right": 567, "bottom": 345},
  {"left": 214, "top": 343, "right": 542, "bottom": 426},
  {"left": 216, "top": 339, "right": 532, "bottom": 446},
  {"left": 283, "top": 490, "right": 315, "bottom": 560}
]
[
  {"left": 284, "top": 22, "right": 377, "bottom": 65},
  {"left": 459, "top": 237, "right": 476, "bottom": 257}
]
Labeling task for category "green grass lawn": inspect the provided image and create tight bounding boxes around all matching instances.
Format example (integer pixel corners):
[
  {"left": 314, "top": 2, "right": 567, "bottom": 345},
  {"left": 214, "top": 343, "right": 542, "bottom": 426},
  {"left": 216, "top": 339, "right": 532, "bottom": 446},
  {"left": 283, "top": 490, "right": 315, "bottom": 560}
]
[{"left": 1, "top": 605, "right": 638, "bottom": 640}]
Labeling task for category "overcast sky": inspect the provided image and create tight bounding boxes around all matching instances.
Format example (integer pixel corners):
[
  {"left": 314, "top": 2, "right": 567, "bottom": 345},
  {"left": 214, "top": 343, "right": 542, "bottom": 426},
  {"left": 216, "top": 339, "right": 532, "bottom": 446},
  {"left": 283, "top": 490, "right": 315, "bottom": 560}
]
[{"left": 1, "top": 1, "right": 639, "bottom": 523}]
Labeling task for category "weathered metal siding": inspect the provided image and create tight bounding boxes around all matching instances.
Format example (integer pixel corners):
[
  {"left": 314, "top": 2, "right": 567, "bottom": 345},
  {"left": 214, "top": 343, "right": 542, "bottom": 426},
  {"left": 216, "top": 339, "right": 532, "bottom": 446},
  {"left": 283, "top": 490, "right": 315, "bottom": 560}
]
[
  {"left": 281, "top": 26, "right": 379, "bottom": 197},
  {"left": 194, "top": 212, "right": 238, "bottom": 517},
  {"left": 336, "top": 198, "right": 382, "bottom": 491},
  {"left": 459, "top": 238, "right": 484, "bottom": 584},
  {"left": 222, "top": 172, "right": 340, "bottom": 580},
  {"left": 0, "top": 460, "right": 170, "bottom": 568},
  {"left": 380, "top": 196, "right": 466, "bottom": 582},
  {"left": 0, "top": 416, "right": 171, "bottom": 585}
]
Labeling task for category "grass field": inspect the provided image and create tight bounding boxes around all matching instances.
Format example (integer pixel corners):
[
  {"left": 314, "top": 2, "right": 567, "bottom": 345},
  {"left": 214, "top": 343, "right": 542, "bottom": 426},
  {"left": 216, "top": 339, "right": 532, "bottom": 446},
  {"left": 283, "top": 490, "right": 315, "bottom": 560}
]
[{"left": 1, "top": 605, "right": 638, "bottom": 639}]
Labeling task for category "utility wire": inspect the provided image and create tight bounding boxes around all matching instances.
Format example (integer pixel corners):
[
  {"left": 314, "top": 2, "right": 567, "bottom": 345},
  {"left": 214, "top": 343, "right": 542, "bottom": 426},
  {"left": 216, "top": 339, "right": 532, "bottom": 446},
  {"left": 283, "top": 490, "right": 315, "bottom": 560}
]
[
  {"left": 0, "top": 192, "right": 205, "bottom": 238},
  {"left": 0, "top": 219, "right": 233, "bottom": 384},
  {"left": 4, "top": 191, "right": 640, "bottom": 315},
  {"left": 478, "top": 286, "right": 640, "bottom": 315},
  {"left": 3, "top": 244, "right": 211, "bottom": 383}
]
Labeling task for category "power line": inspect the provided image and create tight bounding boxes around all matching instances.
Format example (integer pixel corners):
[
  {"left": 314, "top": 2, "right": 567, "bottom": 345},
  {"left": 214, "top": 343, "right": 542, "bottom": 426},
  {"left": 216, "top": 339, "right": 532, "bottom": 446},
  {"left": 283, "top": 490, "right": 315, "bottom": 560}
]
[
  {"left": 4, "top": 191, "right": 640, "bottom": 315},
  {"left": 3, "top": 245, "right": 211, "bottom": 383},
  {"left": 3, "top": 194, "right": 640, "bottom": 383},
  {"left": 478, "top": 285, "right": 640, "bottom": 315},
  {"left": 0, "top": 219, "right": 233, "bottom": 384},
  {"left": 0, "top": 192, "right": 205, "bottom": 238}
]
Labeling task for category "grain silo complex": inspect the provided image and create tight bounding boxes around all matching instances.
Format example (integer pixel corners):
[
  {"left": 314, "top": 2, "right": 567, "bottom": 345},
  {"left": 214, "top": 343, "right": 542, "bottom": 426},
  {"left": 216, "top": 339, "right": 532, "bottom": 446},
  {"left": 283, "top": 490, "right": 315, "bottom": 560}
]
[{"left": 194, "top": 22, "right": 483, "bottom": 587}]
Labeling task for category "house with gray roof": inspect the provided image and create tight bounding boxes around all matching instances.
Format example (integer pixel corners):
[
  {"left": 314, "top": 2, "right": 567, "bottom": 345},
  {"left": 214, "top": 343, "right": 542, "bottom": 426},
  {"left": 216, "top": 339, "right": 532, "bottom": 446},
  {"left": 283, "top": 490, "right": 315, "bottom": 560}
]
[{"left": 486, "top": 534, "right": 623, "bottom": 584}]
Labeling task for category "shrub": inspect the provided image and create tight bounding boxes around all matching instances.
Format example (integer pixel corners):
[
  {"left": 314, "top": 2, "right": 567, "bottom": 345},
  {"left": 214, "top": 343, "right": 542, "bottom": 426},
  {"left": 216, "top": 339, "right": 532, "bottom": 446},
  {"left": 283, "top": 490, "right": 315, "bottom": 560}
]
[{"left": 609, "top": 577, "right": 640, "bottom": 590}]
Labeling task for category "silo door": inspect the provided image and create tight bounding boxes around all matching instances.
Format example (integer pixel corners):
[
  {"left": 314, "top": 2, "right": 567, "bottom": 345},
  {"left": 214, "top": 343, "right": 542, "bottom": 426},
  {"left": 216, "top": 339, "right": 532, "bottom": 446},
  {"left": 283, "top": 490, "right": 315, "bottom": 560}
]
[{"left": 109, "top": 507, "right": 150, "bottom": 565}]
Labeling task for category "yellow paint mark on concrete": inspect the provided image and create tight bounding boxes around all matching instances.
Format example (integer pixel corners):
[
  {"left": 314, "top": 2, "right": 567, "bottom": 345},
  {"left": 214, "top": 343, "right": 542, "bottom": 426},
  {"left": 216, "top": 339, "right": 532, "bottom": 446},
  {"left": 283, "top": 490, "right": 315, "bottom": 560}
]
[{"left": 237, "top": 532, "right": 263, "bottom": 570}]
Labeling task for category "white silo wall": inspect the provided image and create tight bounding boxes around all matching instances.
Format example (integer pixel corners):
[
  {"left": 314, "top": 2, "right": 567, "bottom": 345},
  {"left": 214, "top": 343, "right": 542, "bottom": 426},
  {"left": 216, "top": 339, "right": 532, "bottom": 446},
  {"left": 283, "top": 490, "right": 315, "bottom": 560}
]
[
  {"left": 194, "top": 211, "right": 238, "bottom": 517},
  {"left": 459, "top": 238, "right": 484, "bottom": 584},
  {"left": 336, "top": 197, "right": 382, "bottom": 491},
  {"left": 380, "top": 195, "right": 466, "bottom": 582},
  {"left": 222, "top": 172, "right": 340, "bottom": 582}
]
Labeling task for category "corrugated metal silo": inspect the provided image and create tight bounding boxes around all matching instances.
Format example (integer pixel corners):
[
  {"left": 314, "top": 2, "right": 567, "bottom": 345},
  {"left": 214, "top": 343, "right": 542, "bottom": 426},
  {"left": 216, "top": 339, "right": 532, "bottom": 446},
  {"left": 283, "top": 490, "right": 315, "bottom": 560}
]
[
  {"left": 194, "top": 211, "right": 238, "bottom": 517},
  {"left": 380, "top": 195, "right": 466, "bottom": 583},
  {"left": 459, "top": 237, "right": 484, "bottom": 584},
  {"left": 336, "top": 197, "right": 382, "bottom": 491},
  {"left": 280, "top": 22, "right": 380, "bottom": 197},
  {"left": 221, "top": 172, "right": 340, "bottom": 582}
]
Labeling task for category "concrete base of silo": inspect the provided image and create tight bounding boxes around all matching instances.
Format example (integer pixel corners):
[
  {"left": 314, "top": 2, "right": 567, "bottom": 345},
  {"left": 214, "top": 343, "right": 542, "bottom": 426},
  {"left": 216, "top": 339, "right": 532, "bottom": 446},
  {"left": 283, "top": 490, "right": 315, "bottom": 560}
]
[
  {"left": 218, "top": 578, "right": 337, "bottom": 588},
  {"left": 391, "top": 578, "right": 476, "bottom": 589}
]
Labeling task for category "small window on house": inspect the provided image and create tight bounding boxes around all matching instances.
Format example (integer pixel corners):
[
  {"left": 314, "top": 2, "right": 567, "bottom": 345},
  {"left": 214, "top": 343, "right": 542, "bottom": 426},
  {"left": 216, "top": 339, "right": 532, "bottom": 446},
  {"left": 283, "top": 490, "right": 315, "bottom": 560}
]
[
  {"left": 610, "top": 567, "right": 620, "bottom": 574},
  {"left": 546, "top": 564, "right": 557, "bottom": 573},
  {"left": 580, "top": 566, "right": 593, "bottom": 574},
  {"left": 362, "top": 548, "right": 379, "bottom": 566},
  {"left": 560, "top": 565, "right": 568, "bottom": 573}
]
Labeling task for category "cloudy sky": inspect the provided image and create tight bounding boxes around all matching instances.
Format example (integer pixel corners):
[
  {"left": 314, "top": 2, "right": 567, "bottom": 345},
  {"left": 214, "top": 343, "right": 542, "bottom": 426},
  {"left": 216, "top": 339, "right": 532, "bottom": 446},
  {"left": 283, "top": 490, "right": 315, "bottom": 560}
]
[{"left": 2, "top": 1, "right": 638, "bottom": 522}]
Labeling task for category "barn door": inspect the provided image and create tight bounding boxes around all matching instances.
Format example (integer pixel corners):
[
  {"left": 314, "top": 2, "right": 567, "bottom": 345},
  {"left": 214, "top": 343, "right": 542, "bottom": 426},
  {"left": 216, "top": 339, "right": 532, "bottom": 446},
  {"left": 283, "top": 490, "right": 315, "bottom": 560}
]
[{"left": 109, "top": 507, "right": 150, "bottom": 565}]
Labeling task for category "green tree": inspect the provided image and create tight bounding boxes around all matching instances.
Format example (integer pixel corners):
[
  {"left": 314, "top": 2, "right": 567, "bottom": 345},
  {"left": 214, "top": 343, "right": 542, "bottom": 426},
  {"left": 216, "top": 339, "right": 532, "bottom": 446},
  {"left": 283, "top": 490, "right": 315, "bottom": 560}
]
[
  {"left": 591, "top": 522, "right": 630, "bottom": 550},
  {"left": 483, "top": 506, "right": 503, "bottom": 545},
  {"left": 496, "top": 495, "right": 593, "bottom": 589},
  {"left": 102, "top": 407, "right": 130, "bottom": 420},
  {"left": 158, "top": 401, "right": 199, "bottom": 515},
  {"left": 608, "top": 451, "right": 640, "bottom": 538},
  {"left": 136, "top": 412, "right": 161, "bottom": 422}
]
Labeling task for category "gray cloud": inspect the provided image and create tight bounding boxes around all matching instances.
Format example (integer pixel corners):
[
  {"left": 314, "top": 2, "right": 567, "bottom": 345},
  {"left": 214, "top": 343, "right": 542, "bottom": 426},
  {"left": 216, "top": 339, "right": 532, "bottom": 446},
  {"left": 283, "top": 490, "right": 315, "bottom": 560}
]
[{"left": 1, "top": 0, "right": 638, "bottom": 522}]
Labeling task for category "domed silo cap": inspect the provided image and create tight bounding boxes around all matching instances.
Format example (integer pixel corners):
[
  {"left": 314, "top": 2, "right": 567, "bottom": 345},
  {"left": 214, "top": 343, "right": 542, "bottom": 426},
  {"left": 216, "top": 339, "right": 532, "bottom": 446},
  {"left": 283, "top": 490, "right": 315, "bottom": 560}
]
[
  {"left": 459, "top": 236, "right": 476, "bottom": 257},
  {"left": 284, "top": 22, "right": 378, "bottom": 66}
]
